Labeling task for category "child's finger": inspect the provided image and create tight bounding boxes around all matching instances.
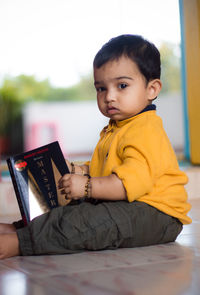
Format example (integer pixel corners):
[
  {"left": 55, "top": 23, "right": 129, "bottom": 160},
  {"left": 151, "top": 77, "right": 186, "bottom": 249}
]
[
  {"left": 58, "top": 174, "right": 71, "bottom": 188},
  {"left": 60, "top": 188, "right": 71, "bottom": 195}
]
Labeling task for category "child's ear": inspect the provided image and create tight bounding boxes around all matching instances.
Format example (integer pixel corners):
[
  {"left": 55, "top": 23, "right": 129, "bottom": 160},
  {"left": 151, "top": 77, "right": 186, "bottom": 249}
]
[{"left": 147, "top": 79, "right": 162, "bottom": 101}]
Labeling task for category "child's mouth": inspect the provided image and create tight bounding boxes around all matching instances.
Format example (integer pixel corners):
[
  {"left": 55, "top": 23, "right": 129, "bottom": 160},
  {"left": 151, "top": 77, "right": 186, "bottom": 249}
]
[{"left": 107, "top": 107, "right": 119, "bottom": 114}]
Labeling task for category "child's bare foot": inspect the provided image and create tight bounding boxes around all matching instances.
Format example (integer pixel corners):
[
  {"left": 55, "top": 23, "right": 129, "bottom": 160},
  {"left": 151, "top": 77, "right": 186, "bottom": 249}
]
[
  {"left": 0, "top": 233, "right": 20, "bottom": 259},
  {"left": 0, "top": 223, "right": 16, "bottom": 234}
]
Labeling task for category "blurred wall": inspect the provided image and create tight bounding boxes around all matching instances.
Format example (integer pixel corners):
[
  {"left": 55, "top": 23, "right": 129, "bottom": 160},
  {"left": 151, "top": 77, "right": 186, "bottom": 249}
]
[
  {"left": 155, "top": 93, "right": 184, "bottom": 153},
  {"left": 23, "top": 100, "right": 108, "bottom": 161},
  {"left": 23, "top": 93, "right": 184, "bottom": 161}
]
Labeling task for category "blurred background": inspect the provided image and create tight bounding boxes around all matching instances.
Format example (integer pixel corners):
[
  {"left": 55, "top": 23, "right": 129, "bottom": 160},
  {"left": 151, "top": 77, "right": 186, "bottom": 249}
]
[{"left": 0, "top": 0, "right": 184, "bottom": 163}]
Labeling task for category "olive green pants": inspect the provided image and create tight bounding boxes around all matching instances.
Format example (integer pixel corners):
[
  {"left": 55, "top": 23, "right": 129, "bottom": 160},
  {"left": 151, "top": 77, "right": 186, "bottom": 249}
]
[{"left": 17, "top": 200, "right": 183, "bottom": 256}]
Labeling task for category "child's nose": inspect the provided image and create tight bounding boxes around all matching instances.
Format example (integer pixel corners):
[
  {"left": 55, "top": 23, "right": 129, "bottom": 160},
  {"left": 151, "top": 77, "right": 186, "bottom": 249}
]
[{"left": 104, "top": 89, "right": 116, "bottom": 102}]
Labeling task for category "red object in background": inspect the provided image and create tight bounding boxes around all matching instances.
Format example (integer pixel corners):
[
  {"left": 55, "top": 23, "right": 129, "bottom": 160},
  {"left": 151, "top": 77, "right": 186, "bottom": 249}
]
[
  {"left": 25, "top": 122, "right": 60, "bottom": 151},
  {"left": 0, "top": 154, "right": 1, "bottom": 182},
  {"left": 0, "top": 137, "right": 9, "bottom": 182},
  {"left": 0, "top": 137, "right": 9, "bottom": 155}
]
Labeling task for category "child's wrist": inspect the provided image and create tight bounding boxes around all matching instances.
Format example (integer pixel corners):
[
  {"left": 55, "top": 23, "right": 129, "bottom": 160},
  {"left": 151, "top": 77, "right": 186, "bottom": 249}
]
[
  {"left": 70, "top": 162, "right": 85, "bottom": 175},
  {"left": 79, "top": 166, "right": 85, "bottom": 175}
]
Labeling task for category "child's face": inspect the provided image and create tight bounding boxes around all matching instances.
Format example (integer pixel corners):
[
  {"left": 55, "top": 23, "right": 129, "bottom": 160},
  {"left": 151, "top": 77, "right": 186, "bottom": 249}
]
[{"left": 94, "top": 56, "right": 161, "bottom": 121}]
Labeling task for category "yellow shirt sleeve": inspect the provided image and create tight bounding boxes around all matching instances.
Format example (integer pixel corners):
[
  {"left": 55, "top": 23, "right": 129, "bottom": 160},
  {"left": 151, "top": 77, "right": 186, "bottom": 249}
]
[{"left": 112, "top": 144, "right": 153, "bottom": 201}]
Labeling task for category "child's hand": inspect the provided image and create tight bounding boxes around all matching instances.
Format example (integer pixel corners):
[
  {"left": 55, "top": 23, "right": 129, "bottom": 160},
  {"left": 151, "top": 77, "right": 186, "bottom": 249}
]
[
  {"left": 58, "top": 174, "right": 88, "bottom": 200},
  {"left": 0, "top": 233, "right": 20, "bottom": 259}
]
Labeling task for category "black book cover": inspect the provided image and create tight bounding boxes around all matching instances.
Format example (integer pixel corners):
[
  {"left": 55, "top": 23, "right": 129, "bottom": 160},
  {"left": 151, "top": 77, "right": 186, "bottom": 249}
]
[{"left": 7, "top": 141, "right": 70, "bottom": 225}]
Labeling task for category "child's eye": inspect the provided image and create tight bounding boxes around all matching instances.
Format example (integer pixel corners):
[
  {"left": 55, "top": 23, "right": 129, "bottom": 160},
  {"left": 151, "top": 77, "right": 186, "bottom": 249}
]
[
  {"left": 118, "top": 83, "right": 127, "bottom": 89},
  {"left": 96, "top": 87, "right": 106, "bottom": 92}
]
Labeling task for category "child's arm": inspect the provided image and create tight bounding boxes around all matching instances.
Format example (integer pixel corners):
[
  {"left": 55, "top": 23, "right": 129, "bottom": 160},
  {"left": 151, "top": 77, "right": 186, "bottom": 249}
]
[
  {"left": 89, "top": 174, "right": 127, "bottom": 200},
  {"left": 58, "top": 173, "right": 126, "bottom": 201},
  {"left": 0, "top": 233, "right": 20, "bottom": 259}
]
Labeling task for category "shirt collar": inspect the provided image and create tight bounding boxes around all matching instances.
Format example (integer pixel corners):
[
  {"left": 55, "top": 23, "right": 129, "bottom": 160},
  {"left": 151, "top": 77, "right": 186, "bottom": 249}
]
[
  {"left": 138, "top": 104, "right": 156, "bottom": 114},
  {"left": 110, "top": 104, "right": 157, "bottom": 128}
]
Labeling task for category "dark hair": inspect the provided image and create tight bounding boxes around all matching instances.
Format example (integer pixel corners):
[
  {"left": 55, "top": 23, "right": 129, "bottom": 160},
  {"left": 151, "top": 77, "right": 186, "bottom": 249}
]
[{"left": 93, "top": 34, "right": 161, "bottom": 83}]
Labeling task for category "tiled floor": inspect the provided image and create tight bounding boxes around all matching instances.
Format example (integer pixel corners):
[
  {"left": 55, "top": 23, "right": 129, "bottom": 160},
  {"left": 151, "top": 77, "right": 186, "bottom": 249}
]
[{"left": 0, "top": 198, "right": 199, "bottom": 295}]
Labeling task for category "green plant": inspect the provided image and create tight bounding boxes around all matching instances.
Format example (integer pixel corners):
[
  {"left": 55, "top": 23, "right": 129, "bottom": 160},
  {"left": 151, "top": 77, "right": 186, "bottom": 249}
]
[{"left": 0, "top": 82, "right": 22, "bottom": 137}]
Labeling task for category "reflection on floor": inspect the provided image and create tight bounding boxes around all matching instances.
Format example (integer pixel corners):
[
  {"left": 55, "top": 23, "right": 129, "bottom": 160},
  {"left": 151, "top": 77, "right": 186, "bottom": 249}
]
[{"left": 0, "top": 198, "right": 199, "bottom": 295}]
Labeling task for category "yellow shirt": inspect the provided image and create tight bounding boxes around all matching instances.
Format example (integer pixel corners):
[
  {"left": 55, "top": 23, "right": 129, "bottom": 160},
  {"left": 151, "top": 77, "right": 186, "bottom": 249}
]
[{"left": 88, "top": 110, "right": 191, "bottom": 224}]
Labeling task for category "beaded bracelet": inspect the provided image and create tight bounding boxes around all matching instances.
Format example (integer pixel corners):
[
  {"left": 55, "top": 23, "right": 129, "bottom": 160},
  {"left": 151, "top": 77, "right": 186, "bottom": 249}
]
[
  {"left": 84, "top": 174, "right": 92, "bottom": 198},
  {"left": 70, "top": 162, "right": 75, "bottom": 174}
]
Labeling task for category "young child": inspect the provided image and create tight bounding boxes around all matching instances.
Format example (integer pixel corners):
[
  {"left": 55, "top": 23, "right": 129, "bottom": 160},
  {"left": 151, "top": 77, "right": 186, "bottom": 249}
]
[{"left": 0, "top": 34, "right": 191, "bottom": 259}]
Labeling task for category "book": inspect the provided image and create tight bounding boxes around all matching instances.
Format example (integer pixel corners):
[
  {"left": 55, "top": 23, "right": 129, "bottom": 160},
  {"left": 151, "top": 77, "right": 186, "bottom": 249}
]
[{"left": 7, "top": 141, "right": 70, "bottom": 225}]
